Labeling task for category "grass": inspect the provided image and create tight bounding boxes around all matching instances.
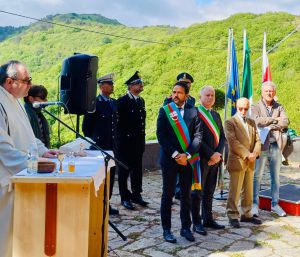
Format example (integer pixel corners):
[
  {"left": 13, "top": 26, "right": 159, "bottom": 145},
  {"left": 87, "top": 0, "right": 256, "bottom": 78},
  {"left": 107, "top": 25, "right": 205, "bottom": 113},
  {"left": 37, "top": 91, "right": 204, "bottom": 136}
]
[
  {"left": 268, "top": 232, "right": 282, "bottom": 239},
  {"left": 134, "top": 216, "right": 147, "bottom": 222},
  {"left": 255, "top": 240, "right": 271, "bottom": 247},
  {"left": 127, "top": 232, "right": 142, "bottom": 240},
  {"left": 282, "top": 224, "right": 300, "bottom": 235}
]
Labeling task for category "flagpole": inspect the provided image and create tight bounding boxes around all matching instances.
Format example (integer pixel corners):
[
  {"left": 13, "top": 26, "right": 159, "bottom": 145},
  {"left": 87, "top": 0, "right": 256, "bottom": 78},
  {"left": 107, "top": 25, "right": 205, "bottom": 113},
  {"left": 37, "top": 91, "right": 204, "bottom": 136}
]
[{"left": 215, "top": 28, "right": 232, "bottom": 201}]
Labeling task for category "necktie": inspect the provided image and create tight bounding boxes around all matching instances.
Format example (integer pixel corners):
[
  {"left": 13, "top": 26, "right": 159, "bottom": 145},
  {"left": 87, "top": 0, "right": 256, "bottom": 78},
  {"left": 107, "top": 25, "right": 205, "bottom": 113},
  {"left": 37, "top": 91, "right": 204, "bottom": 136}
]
[{"left": 243, "top": 117, "right": 247, "bottom": 123}]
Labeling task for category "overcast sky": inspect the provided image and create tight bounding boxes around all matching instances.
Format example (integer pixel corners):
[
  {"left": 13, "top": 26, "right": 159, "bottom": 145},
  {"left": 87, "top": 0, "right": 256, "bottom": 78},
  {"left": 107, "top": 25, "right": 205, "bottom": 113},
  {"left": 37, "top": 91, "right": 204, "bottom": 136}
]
[{"left": 0, "top": 0, "right": 299, "bottom": 27}]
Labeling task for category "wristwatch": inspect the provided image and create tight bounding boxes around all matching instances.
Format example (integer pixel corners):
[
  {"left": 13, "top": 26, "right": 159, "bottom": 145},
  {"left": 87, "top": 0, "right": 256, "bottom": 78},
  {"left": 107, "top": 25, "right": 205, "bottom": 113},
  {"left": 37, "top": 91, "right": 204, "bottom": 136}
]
[{"left": 185, "top": 152, "right": 192, "bottom": 160}]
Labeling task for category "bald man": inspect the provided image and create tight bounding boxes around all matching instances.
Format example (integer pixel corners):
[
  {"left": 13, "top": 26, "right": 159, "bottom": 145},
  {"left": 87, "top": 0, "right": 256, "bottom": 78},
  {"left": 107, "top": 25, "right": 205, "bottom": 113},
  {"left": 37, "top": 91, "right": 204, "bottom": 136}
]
[{"left": 224, "top": 98, "right": 261, "bottom": 228}]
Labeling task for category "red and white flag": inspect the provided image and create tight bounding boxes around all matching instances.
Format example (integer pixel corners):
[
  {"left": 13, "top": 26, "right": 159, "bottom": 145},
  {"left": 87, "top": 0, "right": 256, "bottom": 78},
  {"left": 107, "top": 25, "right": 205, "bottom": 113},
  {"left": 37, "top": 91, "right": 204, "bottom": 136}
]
[{"left": 262, "top": 32, "right": 272, "bottom": 82}]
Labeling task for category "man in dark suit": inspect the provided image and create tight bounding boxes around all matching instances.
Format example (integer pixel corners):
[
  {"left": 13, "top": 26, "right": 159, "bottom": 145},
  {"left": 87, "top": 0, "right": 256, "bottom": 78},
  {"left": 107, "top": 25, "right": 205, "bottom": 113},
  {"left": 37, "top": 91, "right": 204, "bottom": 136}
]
[
  {"left": 191, "top": 86, "right": 226, "bottom": 235},
  {"left": 82, "top": 73, "right": 119, "bottom": 215},
  {"left": 116, "top": 71, "right": 147, "bottom": 210},
  {"left": 157, "top": 81, "right": 202, "bottom": 243},
  {"left": 163, "top": 72, "right": 196, "bottom": 200}
]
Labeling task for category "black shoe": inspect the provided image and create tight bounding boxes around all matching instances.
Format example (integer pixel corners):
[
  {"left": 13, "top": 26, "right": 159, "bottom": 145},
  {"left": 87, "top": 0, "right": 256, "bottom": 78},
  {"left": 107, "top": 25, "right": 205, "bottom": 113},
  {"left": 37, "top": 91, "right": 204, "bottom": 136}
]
[
  {"left": 193, "top": 224, "right": 207, "bottom": 235},
  {"left": 203, "top": 220, "right": 225, "bottom": 229},
  {"left": 229, "top": 219, "right": 240, "bottom": 228},
  {"left": 131, "top": 195, "right": 149, "bottom": 207},
  {"left": 180, "top": 228, "right": 195, "bottom": 242},
  {"left": 240, "top": 216, "right": 262, "bottom": 225},
  {"left": 163, "top": 230, "right": 177, "bottom": 243},
  {"left": 109, "top": 205, "right": 119, "bottom": 215},
  {"left": 121, "top": 200, "right": 135, "bottom": 210}
]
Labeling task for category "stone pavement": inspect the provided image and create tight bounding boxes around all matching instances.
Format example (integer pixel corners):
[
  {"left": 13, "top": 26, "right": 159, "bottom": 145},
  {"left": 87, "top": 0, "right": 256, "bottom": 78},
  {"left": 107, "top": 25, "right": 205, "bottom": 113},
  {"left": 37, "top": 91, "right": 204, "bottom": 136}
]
[{"left": 108, "top": 162, "right": 300, "bottom": 257}]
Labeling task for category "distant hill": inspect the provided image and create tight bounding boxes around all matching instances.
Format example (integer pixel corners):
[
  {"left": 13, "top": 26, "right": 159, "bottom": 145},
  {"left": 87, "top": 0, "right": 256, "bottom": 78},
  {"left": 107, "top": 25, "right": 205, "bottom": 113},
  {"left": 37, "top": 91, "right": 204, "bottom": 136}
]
[
  {"left": 0, "top": 12, "right": 299, "bottom": 145},
  {"left": 0, "top": 26, "right": 27, "bottom": 41},
  {"left": 44, "top": 13, "right": 122, "bottom": 26}
]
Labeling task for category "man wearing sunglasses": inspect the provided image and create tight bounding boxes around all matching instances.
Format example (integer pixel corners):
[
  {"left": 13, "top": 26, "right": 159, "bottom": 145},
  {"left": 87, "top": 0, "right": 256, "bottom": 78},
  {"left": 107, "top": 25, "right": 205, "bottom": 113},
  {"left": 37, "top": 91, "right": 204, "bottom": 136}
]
[
  {"left": 0, "top": 60, "right": 59, "bottom": 257},
  {"left": 116, "top": 71, "right": 148, "bottom": 210},
  {"left": 24, "top": 85, "right": 50, "bottom": 148},
  {"left": 82, "top": 73, "right": 119, "bottom": 215},
  {"left": 225, "top": 97, "right": 261, "bottom": 228}
]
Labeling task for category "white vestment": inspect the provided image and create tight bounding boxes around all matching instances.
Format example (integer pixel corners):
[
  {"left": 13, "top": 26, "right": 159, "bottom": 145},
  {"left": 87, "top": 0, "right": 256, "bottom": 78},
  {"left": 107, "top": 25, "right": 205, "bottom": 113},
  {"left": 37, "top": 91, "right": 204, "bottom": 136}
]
[{"left": 0, "top": 86, "right": 47, "bottom": 257}]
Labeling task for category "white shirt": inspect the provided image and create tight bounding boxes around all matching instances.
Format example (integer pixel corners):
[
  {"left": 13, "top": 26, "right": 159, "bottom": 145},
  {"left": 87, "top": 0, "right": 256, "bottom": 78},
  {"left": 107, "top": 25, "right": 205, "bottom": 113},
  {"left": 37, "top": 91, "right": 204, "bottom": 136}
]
[{"left": 236, "top": 112, "right": 249, "bottom": 137}]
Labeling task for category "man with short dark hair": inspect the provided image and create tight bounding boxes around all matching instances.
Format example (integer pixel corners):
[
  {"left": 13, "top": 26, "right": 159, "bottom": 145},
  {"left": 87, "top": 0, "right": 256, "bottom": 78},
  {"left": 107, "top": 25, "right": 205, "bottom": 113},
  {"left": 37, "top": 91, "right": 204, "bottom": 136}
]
[
  {"left": 157, "top": 81, "right": 202, "bottom": 243},
  {"left": 82, "top": 73, "right": 119, "bottom": 215},
  {"left": 24, "top": 85, "right": 50, "bottom": 148},
  {"left": 116, "top": 71, "right": 147, "bottom": 210},
  {"left": 0, "top": 60, "right": 59, "bottom": 257}
]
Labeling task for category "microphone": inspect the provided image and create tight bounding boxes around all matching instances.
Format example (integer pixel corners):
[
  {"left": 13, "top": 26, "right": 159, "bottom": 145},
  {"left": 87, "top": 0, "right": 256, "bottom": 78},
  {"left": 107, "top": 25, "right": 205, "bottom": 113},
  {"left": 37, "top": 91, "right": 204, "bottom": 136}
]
[{"left": 32, "top": 101, "right": 63, "bottom": 108}]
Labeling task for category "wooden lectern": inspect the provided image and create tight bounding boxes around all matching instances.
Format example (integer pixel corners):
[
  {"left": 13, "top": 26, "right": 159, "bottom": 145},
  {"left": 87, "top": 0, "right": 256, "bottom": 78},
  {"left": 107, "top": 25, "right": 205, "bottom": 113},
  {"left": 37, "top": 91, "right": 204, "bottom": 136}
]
[{"left": 11, "top": 169, "right": 110, "bottom": 257}]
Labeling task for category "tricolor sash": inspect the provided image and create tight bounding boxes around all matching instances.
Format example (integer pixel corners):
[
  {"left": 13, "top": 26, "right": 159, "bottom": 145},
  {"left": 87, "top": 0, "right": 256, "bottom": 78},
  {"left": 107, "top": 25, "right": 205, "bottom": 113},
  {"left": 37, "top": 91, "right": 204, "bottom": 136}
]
[
  {"left": 198, "top": 105, "right": 220, "bottom": 147},
  {"left": 163, "top": 102, "right": 201, "bottom": 190}
]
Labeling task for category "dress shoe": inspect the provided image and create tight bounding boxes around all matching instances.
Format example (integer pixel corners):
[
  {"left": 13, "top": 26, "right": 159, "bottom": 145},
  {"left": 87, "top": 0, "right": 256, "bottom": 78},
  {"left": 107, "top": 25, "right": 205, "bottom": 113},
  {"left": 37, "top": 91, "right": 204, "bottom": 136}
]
[
  {"left": 131, "top": 195, "right": 149, "bottom": 207},
  {"left": 203, "top": 220, "right": 225, "bottom": 229},
  {"left": 121, "top": 200, "right": 135, "bottom": 210},
  {"left": 163, "top": 230, "right": 177, "bottom": 243},
  {"left": 229, "top": 219, "right": 240, "bottom": 228},
  {"left": 109, "top": 205, "right": 119, "bottom": 215},
  {"left": 240, "top": 216, "right": 262, "bottom": 225},
  {"left": 180, "top": 228, "right": 195, "bottom": 242},
  {"left": 193, "top": 224, "right": 207, "bottom": 235}
]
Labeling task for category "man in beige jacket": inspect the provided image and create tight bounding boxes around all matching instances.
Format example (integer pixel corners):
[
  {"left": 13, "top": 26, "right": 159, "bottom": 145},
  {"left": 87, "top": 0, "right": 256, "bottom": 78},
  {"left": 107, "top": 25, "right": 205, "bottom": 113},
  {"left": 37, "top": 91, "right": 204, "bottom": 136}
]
[
  {"left": 225, "top": 98, "right": 261, "bottom": 228},
  {"left": 251, "top": 81, "right": 289, "bottom": 217}
]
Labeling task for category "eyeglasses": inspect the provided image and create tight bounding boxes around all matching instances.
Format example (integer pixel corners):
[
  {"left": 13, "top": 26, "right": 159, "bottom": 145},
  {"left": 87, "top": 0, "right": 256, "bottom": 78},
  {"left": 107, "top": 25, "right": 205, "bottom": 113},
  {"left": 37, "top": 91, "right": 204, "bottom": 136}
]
[
  {"left": 10, "top": 76, "right": 32, "bottom": 85},
  {"left": 238, "top": 107, "right": 249, "bottom": 111}
]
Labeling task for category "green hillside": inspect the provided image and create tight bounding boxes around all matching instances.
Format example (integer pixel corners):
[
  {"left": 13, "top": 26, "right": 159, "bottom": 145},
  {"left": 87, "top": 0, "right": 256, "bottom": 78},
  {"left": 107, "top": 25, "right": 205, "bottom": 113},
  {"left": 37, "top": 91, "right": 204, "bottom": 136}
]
[{"left": 0, "top": 12, "right": 299, "bottom": 146}]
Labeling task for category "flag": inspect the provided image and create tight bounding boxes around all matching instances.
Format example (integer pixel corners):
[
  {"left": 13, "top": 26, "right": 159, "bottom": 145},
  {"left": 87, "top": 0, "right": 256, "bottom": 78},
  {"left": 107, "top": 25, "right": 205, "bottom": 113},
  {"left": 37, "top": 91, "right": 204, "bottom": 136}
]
[
  {"left": 242, "top": 30, "right": 253, "bottom": 110},
  {"left": 227, "top": 37, "right": 240, "bottom": 116},
  {"left": 262, "top": 32, "right": 272, "bottom": 82}
]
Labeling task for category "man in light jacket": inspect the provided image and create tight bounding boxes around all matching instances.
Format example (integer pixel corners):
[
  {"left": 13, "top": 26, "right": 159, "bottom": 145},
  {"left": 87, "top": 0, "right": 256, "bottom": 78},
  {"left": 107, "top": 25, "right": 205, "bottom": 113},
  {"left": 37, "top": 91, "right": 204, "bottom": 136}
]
[
  {"left": 0, "top": 60, "right": 58, "bottom": 257},
  {"left": 251, "top": 81, "right": 289, "bottom": 217}
]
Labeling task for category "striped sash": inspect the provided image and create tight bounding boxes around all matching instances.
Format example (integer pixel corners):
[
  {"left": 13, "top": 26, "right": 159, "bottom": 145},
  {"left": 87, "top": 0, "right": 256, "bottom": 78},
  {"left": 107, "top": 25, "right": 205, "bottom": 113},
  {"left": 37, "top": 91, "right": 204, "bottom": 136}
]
[
  {"left": 163, "top": 102, "right": 201, "bottom": 190},
  {"left": 198, "top": 105, "right": 220, "bottom": 146}
]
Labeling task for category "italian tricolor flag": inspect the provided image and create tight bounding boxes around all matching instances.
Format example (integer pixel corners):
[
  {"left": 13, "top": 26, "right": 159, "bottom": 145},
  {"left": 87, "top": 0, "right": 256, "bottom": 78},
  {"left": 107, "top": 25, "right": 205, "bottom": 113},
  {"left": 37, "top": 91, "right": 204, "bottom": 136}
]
[{"left": 262, "top": 32, "right": 272, "bottom": 82}]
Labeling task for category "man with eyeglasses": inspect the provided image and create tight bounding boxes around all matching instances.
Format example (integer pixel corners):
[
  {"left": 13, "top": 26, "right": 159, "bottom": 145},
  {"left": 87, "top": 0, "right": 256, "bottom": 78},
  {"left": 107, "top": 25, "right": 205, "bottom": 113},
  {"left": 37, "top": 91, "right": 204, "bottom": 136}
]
[
  {"left": 24, "top": 85, "right": 50, "bottom": 148},
  {"left": 116, "top": 71, "right": 148, "bottom": 210},
  {"left": 0, "top": 60, "right": 59, "bottom": 257},
  {"left": 251, "top": 81, "right": 289, "bottom": 217},
  {"left": 224, "top": 97, "right": 261, "bottom": 228},
  {"left": 82, "top": 73, "right": 119, "bottom": 215}
]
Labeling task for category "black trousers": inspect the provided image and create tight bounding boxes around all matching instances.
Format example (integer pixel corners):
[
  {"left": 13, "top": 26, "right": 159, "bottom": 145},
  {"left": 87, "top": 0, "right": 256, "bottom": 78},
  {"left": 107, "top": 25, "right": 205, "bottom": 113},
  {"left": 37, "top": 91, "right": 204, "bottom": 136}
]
[
  {"left": 191, "top": 159, "right": 219, "bottom": 224},
  {"left": 161, "top": 162, "right": 192, "bottom": 230},
  {"left": 117, "top": 153, "right": 143, "bottom": 201}
]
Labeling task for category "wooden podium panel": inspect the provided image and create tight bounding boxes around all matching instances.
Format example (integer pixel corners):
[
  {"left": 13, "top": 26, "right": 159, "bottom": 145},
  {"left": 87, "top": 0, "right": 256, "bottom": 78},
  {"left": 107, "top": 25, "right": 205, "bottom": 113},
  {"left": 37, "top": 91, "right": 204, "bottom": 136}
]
[{"left": 12, "top": 174, "right": 109, "bottom": 257}]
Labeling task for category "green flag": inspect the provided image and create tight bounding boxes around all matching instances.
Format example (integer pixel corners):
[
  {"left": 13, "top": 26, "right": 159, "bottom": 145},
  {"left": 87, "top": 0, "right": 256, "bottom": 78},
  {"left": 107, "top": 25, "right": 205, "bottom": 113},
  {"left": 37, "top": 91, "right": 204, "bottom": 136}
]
[{"left": 242, "top": 31, "right": 253, "bottom": 106}]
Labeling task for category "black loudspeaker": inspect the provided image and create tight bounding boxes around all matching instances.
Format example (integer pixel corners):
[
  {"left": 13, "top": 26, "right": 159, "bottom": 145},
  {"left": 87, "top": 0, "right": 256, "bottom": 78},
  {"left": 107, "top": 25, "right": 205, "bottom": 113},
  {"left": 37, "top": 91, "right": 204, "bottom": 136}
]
[{"left": 60, "top": 53, "right": 98, "bottom": 115}]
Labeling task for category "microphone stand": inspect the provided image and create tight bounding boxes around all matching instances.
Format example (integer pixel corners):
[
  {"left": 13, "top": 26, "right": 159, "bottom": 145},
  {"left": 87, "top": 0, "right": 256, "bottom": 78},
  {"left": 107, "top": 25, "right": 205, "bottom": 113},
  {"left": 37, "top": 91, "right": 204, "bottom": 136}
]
[{"left": 42, "top": 108, "right": 127, "bottom": 252}]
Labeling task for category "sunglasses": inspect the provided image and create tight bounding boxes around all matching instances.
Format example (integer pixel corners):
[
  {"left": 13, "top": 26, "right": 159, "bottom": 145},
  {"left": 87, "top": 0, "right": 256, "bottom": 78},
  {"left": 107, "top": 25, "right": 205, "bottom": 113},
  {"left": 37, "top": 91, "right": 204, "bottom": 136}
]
[{"left": 238, "top": 107, "right": 249, "bottom": 111}]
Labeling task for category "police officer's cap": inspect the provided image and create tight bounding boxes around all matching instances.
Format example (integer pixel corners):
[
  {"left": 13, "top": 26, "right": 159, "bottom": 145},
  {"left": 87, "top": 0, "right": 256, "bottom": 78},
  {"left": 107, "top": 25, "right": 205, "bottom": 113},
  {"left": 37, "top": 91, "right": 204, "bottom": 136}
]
[
  {"left": 125, "top": 71, "right": 143, "bottom": 85},
  {"left": 97, "top": 73, "right": 115, "bottom": 84},
  {"left": 177, "top": 72, "right": 194, "bottom": 83}
]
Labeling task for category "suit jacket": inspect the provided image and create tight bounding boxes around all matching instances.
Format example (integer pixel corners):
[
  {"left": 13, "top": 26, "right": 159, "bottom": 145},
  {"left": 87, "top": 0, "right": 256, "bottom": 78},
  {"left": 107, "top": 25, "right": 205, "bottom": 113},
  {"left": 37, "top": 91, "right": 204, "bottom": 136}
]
[
  {"left": 24, "top": 102, "right": 50, "bottom": 148},
  {"left": 163, "top": 95, "right": 196, "bottom": 106},
  {"left": 82, "top": 94, "right": 117, "bottom": 151},
  {"left": 199, "top": 109, "right": 225, "bottom": 161},
  {"left": 156, "top": 103, "right": 202, "bottom": 166},
  {"left": 224, "top": 114, "right": 261, "bottom": 172},
  {"left": 251, "top": 99, "right": 289, "bottom": 151},
  {"left": 116, "top": 92, "right": 146, "bottom": 155}
]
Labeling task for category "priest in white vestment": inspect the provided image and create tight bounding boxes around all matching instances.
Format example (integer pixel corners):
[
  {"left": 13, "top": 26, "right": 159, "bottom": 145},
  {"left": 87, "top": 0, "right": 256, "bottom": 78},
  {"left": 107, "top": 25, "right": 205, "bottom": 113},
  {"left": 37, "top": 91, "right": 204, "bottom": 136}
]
[{"left": 0, "top": 60, "right": 58, "bottom": 257}]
